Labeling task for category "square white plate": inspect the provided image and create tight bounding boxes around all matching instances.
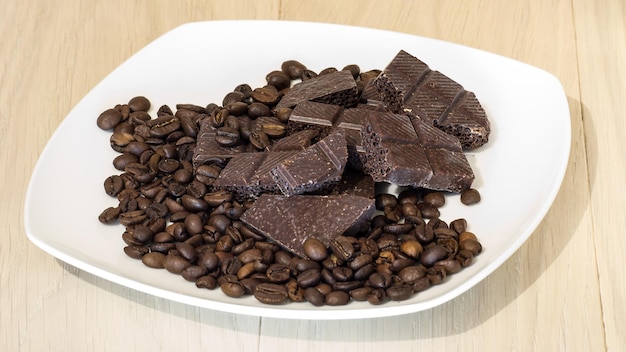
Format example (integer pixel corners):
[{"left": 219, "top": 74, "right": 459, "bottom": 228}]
[{"left": 24, "top": 20, "right": 570, "bottom": 320}]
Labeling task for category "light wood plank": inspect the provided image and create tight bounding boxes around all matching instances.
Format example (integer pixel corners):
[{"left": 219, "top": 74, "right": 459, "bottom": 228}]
[{"left": 573, "top": 0, "right": 626, "bottom": 350}]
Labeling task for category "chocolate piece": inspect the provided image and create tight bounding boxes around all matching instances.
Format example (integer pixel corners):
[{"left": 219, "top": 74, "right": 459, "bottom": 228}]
[
  {"left": 333, "top": 108, "right": 369, "bottom": 171},
  {"left": 287, "top": 100, "right": 343, "bottom": 138},
  {"left": 240, "top": 194, "right": 375, "bottom": 258},
  {"left": 213, "top": 151, "right": 299, "bottom": 198},
  {"left": 276, "top": 70, "right": 359, "bottom": 109},
  {"left": 193, "top": 118, "right": 245, "bottom": 168},
  {"left": 271, "top": 129, "right": 319, "bottom": 151},
  {"left": 271, "top": 129, "right": 348, "bottom": 196},
  {"left": 361, "top": 110, "right": 474, "bottom": 192},
  {"left": 374, "top": 50, "right": 490, "bottom": 149}
]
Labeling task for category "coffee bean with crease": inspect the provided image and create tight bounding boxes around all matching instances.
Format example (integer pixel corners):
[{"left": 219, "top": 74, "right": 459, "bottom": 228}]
[{"left": 254, "top": 283, "right": 288, "bottom": 305}]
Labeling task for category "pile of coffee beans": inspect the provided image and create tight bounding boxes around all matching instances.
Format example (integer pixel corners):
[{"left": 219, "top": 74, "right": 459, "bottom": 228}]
[{"left": 96, "top": 60, "right": 482, "bottom": 306}]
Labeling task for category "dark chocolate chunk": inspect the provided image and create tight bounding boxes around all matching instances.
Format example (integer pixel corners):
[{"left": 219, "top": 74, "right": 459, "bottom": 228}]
[
  {"left": 374, "top": 50, "right": 490, "bottom": 149},
  {"left": 271, "top": 129, "right": 319, "bottom": 152},
  {"left": 287, "top": 100, "right": 343, "bottom": 138},
  {"left": 333, "top": 169, "right": 375, "bottom": 199},
  {"left": 271, "top": 129, "right": 348, "bottom": 196},
  {"left": 360, "top": 110, "right": 474, "bottom": 192},
  {"left": 240, "top": 194, "right": 375, "bottom": 258},
  {"left": 213, "top": 151, "right": 299, "bottom": 198},
  {"left": 276, "top": 70, "right": 359, "bottom": 109},
  {"left": 332, "top": 108, "right": 369, "bottom": 170}
]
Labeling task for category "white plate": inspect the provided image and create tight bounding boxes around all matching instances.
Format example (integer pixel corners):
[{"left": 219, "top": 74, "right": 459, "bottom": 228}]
[{"left": 24, "top": 21, "right": 570, "bottom": 320}]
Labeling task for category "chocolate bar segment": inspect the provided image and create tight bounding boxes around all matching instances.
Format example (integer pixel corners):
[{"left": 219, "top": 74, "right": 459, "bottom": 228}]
[
  {"left": 287, "top": 100, "right": 343, "bottom": 139},
  {"left": 333, "top": 108, "right": 369, "bottom": 171},
  {"left": 271, "top": 129, "right": 319, "bottom": 152},
  {"left": 361, "top": 110, "right": 474, "bottom": 192},
  {"left": 276, "top": 70, "right": 359, "bottom": 109},
  {"left": 213, "top": 151, "right": 299, "bottom": 198},
  {"left": 240, "top": 194, "right": 375, "bottom": 258},
  {"left": 271, "top": 129, "right": 348, "bottom": 196},
  {"left": 374, "top": 50, "right": 490, "bottom": 149}
]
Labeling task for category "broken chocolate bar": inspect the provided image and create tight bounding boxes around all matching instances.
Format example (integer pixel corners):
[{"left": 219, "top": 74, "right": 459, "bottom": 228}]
[
  {"left": 287, "top": 100, "right": 343, "bottom": 138},
  {"left": 271, "top": 129, "right": 348, "bottom": 196},
  {"left": 271, "top": 129, "right": 319, "bottom": 152},
  {"left": 361, "top": 110, "right": 474, "bottom": 192},
  {"left": 374, "top": 50, "right": 490, "bottom": 149},
  {"left": 240, "top": 194, "right": 375, "bottom": 258},
  {"left": 276, "top": 70, "right": 359, "bottom": 109}
]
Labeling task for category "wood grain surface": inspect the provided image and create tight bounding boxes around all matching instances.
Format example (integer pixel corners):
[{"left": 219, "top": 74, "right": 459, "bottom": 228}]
[{"left": 1, "top": 0, "right": 623, "bottom": 351}]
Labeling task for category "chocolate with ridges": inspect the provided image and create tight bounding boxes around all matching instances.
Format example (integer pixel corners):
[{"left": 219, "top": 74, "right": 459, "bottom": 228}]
[
  {"left": 271, "top": 129, "right": 348, "bottom": 196},
  {"left": 240, "top": 194, "right": 375, "bottom": 258},
  {"left": 361, "top": 110, "right": 474, "bottom": 192},
  {"left": 276, "top": 70, "right": 359, "bottom": 109},
  {"left": 374, "top": 50, "right": 490, "bottom": 149}
]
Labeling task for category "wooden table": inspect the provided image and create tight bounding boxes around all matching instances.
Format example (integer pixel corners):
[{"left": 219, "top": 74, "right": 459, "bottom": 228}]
[{"left": 2, "top": 1, "right": 624, "bottom": 350}]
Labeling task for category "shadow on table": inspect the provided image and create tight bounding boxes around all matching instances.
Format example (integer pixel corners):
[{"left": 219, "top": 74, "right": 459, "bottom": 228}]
[{"left": 60, "top": 97, "right": 595, "bottom": 342}]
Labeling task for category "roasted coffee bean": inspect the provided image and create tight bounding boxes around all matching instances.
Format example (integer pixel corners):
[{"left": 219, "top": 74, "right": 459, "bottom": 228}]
[
  {"left": 273, "top": 107, "right": 292, "bottom": 123},
  {"left": 98, "top": 206, "right": 121, "bottom": 224},
  {"left": 319, "top": 67, "right": 338, "bottom": 75},
  {"left": 289, "top": 257, "right": 320, "bottom": 273},
  {"left": 158, "top": 158, "right": 180, "bottom": 173},
  {"left": 367, "top": 288, "right": 386, "bottom": 305},
  {"left": 418, "top": 204, "right": 440, "bottom": 219},
  {"left": 118, "top": 210, "right": 147, "bottom": 226},
  {"left": 221, "top": 257, "right": 242, "bottom": 276},
  {"left": 222, "top": 91, "right": 246, "bottom": 107},
  {"left": 113, "top": 153, "right": 139, "bottom": 171},
  {"left": 332, "top": 267, "right": 353, "bottom": 281},
  {"left": 209, "top": 108, "right": 229, "bottom": 128},
  {"left": 104, "top": 175, "right": 125, "bottom": 197},
  {"left": 198, "top": 251, "right": 220, "bottom": 271},
  {"left": 226, "top": 101, "right": 248, "bottom": 116},
  {"left": 247, "top": 102, "right": 272, "bottom": 119},
  {"left": 399, "top": 240, "right": 423, "bottom": 259},
  {"left": 261, "top": 122, "right": 287, "bottom": 138},
  {"left": 237, "top": 248, "right": 263, "bottom": 264},
  {"left": 123, "top": 245, "right": 149, "bottom": 259},
  {"left": 301, "top": 69, "right": 318, "bottom": 81},
  {"left": 130, "top": 224, "right": 153, "bottom": 243},
  {"left": 149, "top": 116, "right": 181, "bottom": 138},
  {"left": 386, "top": 285, "right": 413, "bottom": 301},
  {"left": 459, "top": 231, "right": 478, "bottom": 243},
  {"left": 181, "top": 195, "right": 209, "bottom": 212},
  {"left": 266, "top": 263, "right": 291, "bottom": 283},
  {"left": 435, "top": 258, "right": 462, "bottom": 274},
  {"left": 196, "top": 275, "right": 217, "bottom": 290},
  {"left": 184, "top": 233, "right": 203, "bottom": 247},
  {"left": 304, "top": 287, "right": 325, "bottom": 306},
  {"left": 125, "top": 163, "right": 156, "bottom": 183},
  {"left": 460, "top": 188, "right": 481, "bottom": 205},
  {"left": 149, "top": 242, "right": 176, "bottom": 254},
  {"left": 400, "top": 203, "right": 420, "bottom": 218},
  {"left": 220, "top": 281, "right": 246, "bottom": 298},
  {"left": 349, "top": 286, "right": 373, "bottom": 301},
  {"left": 450, "top": 218, "right": 468, "bottom": 234},
  {"left": 302, "top": 237, "right": 328, "bottom": 261},
  {"left": 265, "top": 70, "right": 291, "bottom": 91},
  {"left": 342, "top": 64, "right": 360, "bottom": 79},
  {"left": 251, "top": 86, "right": 281, "bottom": 105},
  {"left": 398, "top": 265, "right": 428, "bottom": 285},
  {"left": 183, "top": 213, "right": 203, "bottom": 235},
  {"left": 460, "top": 239, "right": 482, "bottom": 255},
  {"left": 163, "top": 254, "right": 192, "bottom": 274},
  {"left": 369, "top": 272, "right": 393, "bottom": 289},
  {"left": 423, "top": 191, "right": 445, "bottom": 208},
  {"left": 215, "top": 126, "right": 241, "bottom": 147},
  {"left": 325, "top": 290, "right": 350, "bottom": 306},
  {"left": 375, "top": 193, "right": 397, "bottom": 210},
  {"left": 383, "top": 223, "right": 413, "bottom": 234},
  {"left": 249, "top": 130, "right": 271, "bottom": 150},
  {"left": 330, "top": 236, "right": 355, "bottom": 261},
  {"left": 146, "top": 202, "right": 169, "bottom": 219},
  {"left": 332, "top": 281, "right": 363, "bottom": 292},
  {"left": 128, "top": 96, "right": 150, "bottom": 112},
  {"left": 390, "top": 258, "right": 415, "bottom": 273},
  {"left": 420, "top": 245, "right": 449, "bottom": 267},
  {"left": 97, "top": 108, "right": 123, "bottom": 130},
  {"left": 348, "top": 254, "right": 373, "bottom": 271},
  {"left": 354, "top": 263, "right": 376, "bottom": 281},
  {"left": 297, "top": 268, "right": 322, "bottom": 288},
  {"left": 281, "top": 60, "right": 307, "bottom": 80},
  {"left": 427, "top": 265, "right": 447, "bottom": 285},
  {"left": 456, "top": 249, "right": 474, "bottom": 267},
  {"left": 274, "top": 251, "right": 293, "bottom": 266},
  {"left": 181, "top": 265, "right": 208, "bottom": 282},
  {"left": 236, "top": 261, "right": 257, "bottom": 279},
  {"left": 286, "top": 280, "right": 305, "bottom": 302},
  {"left": 437, "top": 237, "right": 459, "bottom": 255},
  {"left": 142, "top": 251, "right": 166, "bottom": 269},
  {"left": 176, "top": 242, "right": 198, "bottom": 263},
  {"left": 254, "top": 283, "right": 289, "bottom": 305}
]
